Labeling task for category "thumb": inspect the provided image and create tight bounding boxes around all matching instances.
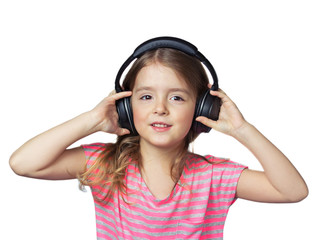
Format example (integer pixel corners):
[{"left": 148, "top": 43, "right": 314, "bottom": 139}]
[{"left": 116, "top": 128, "right": 131, "bottom": 136}]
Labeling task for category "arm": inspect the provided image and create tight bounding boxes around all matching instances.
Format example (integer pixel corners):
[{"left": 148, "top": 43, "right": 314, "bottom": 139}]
[
  {"left": 9, "top": 91, "right": 132, "bottom": 180},
  {"left": 196, "top": 88, "right": 308, "bottom": 203}
]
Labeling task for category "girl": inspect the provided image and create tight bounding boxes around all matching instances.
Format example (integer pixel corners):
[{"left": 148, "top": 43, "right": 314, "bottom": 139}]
[{"left": 9, "top": 41, "right": 308, "bottom": 239}]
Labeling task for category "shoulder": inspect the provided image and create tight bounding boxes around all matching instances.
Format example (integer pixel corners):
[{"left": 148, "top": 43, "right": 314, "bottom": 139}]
[
  {"left": 185, "top": 153, "right": 247, "bottom": 176},
  {"left": 187, "top": 153, "right": 245, "bottom": 167},
  {"left": 82, "top": 142, "right": 107, "bottom": 152},
  {"left": 81, "top": 143, "right": 110, "bottom": 164},
  {"left": 205, "top": 155, "right": 247, "bottom": 170}
]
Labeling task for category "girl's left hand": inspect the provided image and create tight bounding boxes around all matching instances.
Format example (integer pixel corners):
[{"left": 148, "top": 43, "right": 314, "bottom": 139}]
[{"left": 196, "top": 87, "right": 248, "bottom": 137}]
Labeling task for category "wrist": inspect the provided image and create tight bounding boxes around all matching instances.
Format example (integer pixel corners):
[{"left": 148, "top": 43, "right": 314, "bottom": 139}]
[
  {"left": 81, "top": 110, "right": 104, "bottom": 135},
  {"left": 232, "top": 121, "right": 255, "bottom": 143}
]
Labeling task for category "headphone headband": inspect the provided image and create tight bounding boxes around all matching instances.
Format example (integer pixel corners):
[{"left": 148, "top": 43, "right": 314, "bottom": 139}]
[
  {"left": 115, "top": 36, "right": 219, "bottom": 92},
  {"left": 132, "top": 37, "right": 198, "bottom": 58}
]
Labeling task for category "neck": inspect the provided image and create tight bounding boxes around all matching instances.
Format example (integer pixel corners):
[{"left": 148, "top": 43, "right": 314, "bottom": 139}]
[{"left": 139, "top": 140, "right": 186, "bottom": 172}]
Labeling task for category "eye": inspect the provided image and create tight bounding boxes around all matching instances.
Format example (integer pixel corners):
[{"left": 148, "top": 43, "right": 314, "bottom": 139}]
[
  {"left": 140, "top": 95, "right": 152, "bottom": 100},
  {"left": 170, "top": 96, "right": 184, "bottom": 101}
]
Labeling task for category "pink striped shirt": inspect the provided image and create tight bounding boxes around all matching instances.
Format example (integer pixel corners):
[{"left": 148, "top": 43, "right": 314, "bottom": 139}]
[{"left": 82, "top": 143, "right": 247, "bottom": 240}]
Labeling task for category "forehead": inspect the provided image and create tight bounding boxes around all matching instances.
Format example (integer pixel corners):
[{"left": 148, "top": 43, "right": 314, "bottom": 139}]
[{"left": 133, "top": 63, "right": 195, "bottom": 95}]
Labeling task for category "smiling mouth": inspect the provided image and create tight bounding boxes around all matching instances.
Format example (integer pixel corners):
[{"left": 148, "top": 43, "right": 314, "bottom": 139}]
[
  {"left": 151, "top": 123, "right": 171, "bottom": 128},
  {"left": 150, "top": 122, "right": 172, "bottom": 131}
]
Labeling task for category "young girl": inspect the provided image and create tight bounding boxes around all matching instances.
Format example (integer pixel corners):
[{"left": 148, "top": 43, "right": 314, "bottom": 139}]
[{"left": 9, "top": 39, "right": 308, "bottom": 239}]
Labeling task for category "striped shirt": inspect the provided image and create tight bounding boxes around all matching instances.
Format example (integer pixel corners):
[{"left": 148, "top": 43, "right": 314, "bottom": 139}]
[{"left": 82, "top": 143, "right": 247, "bottom": 240}]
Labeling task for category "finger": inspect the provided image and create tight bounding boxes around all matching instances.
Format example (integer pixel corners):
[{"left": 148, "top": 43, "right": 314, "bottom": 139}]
[
  {"left": 209, "top": 90, "right": 225, "bottom": 102},
  {"left": 217, "top": 88, "right": 227, "bottom": 95},
  {"left": 207, "top": 84, "right": 224, "bottom": 93},
  {"left": 110, "top": 91, "right": 132, "bottom": 101},
  {"left": 206, "top": 84, "right": 226, "bottom": 96},
  {"left": 108, "top": 90, "right": 116, "bottom": 97},
  {"left": 196, "top": 116, "right": 217, "bottom": 129},
  {"left": 209, "top": 89, "right": 232, "bottom": 104}
]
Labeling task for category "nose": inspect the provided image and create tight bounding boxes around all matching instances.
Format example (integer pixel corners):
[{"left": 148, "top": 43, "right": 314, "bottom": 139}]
[{"left": 153, "top": 99, "right": 168, "bottom": 116}]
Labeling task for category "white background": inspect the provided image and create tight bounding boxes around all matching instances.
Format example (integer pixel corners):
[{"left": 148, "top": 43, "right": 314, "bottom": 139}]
[{"left": 1, "top": 0, "right": 318, "bottom": 239}]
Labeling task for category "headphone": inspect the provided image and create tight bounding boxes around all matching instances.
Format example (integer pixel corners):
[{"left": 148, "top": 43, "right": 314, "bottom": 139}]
[{"left": 115, "top": 36, "right": 221, "bottom": 136}]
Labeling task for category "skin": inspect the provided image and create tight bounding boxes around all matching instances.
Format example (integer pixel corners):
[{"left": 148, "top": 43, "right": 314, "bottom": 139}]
[
  {"left": 9, "top": 62, "right": 308, "bottom": 202},
  {"left": 197, "top": 87, "right": 308, "bottom": 202},
  {"left": 130, "top": 63, "right": 197, "bottom": 199}
]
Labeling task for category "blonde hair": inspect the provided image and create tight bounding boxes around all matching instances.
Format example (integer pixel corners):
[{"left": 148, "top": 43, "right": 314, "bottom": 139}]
[{"left": 79, "top": 48, "right": 209, "bottom": 203}]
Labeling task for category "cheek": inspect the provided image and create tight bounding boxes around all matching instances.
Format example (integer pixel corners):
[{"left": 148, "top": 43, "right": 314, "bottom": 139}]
[
  {"left": 131, "top": 103, "right": 145, "bottom": 130},
  {"left": 132, "top": 108, "right": 142, "bottom": 122},
  {"left": 176, "top": 105, "right": 196, "bottom": 129}
]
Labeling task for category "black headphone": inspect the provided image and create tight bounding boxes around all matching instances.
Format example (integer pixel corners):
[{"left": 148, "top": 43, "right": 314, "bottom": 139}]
[{"left": 115, "top": 36, "right": 221, "bottom": 136}]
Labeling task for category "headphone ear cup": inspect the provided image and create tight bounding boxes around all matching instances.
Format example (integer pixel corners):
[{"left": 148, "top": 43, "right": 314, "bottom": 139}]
[
  {"left": 193, "top": 90, "right": 221, "bottom": 133},
  {"left": 116, "top": 96, "right": 137, "bottom": 135}
]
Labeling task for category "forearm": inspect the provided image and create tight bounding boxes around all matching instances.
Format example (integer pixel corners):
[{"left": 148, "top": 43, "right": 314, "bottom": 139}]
[
  {"left": 9, "top": 111, "right": 99, "bottom": 175},
  {"left": 233, "top": 122, "right": 308, "bottom": 200}
]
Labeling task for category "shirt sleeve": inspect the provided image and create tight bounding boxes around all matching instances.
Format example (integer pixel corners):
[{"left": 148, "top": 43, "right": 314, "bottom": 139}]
[
  {"left": 81, "top": 142, "right": 107, "bottom": 170},
  {"left": 206, "top": 155, "right": 248, "bottom": 206}
]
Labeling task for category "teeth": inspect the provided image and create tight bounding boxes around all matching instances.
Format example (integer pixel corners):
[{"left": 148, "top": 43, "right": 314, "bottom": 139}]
[{"left": 153, "top": 124, "right": 168, "bottom": 128}]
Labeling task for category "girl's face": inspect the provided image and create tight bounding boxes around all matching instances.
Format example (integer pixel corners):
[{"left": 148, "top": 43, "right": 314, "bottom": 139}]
[{"left": 131, "top": 62, "right": 196, "bottom": 150}]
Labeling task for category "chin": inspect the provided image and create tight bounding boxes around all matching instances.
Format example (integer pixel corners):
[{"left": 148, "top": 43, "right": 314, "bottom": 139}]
[{"left": 142, "top": 134, "right": 188, "bottom": 150}]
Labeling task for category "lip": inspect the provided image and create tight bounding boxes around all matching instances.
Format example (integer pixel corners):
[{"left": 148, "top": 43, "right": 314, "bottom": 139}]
[{"left": 150, "top": 122, "right": 172, "bottom": 132}]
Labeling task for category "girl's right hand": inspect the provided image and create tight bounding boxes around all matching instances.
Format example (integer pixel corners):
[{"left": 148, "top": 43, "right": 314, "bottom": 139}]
[{"left": 89, "top": 90, "right": 132, "bottom": 136}]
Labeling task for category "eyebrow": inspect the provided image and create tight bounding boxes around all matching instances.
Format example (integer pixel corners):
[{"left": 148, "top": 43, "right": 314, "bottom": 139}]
[
  {"left": 134, "top": 86, "right": 192, "bottom": 95},
  {"left": 134, "top": 86, "right": 153, "bottom": 93}
]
